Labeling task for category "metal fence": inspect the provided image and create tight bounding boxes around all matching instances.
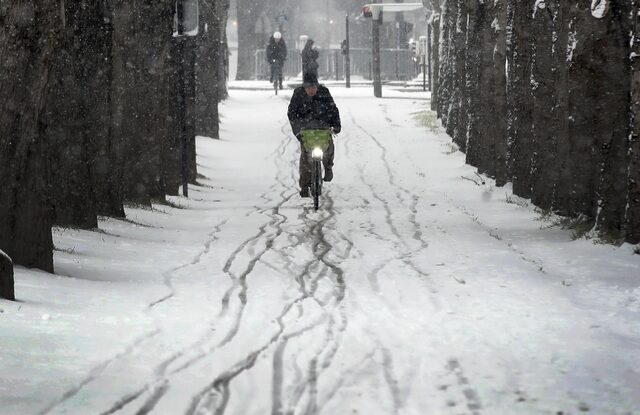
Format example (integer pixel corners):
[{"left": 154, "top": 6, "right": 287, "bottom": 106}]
[{"left": 255, "top": 48, "right": 416, "bottom": 81}]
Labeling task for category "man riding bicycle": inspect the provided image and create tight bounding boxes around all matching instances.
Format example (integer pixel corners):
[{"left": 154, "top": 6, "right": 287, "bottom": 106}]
[
  {"left": 287, "top": 72, "right": 342, "bottom": 198},
  {"left": 266, "top": 32, "right": 287, "bottom": 89}
]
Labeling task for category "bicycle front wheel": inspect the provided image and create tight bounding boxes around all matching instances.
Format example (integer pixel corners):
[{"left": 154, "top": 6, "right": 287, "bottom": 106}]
[{"left": 313, "top": 159, "right": 322, "bottom": 210}]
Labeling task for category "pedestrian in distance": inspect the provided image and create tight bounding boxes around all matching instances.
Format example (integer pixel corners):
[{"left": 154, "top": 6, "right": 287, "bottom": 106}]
[
  {"left": 301, "top": 38, "right": 319, "bottom": 79},
  {"left": 266, "top": 31, "right": 287, "bottom": 89},
  {"left": 287, "top": 72, "right": 341, "bottom": 198}
]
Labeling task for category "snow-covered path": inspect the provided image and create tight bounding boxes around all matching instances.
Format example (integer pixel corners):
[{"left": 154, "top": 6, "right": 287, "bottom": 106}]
[{"left": 2, "top": 87, "right": 640, "bottom": 415}]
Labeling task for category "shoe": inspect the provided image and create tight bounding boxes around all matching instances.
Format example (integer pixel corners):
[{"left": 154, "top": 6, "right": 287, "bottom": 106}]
[
  {"left": 300, "top": 187, "right": 310, "bottom": 198},
  {"left": 279, "top": 83, "right": 284, "bottom": 89},
  {"left": 323, "top": 168, "right": 333, "bottom": 182}
]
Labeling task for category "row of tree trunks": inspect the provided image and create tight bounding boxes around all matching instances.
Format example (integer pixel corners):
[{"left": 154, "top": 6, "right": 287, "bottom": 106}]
[
  {"left": 1, "top": 0, "right": 229, "bottom": 273},
  {"left": 432, "top": 0, "right": 639, "bottom": 244}
]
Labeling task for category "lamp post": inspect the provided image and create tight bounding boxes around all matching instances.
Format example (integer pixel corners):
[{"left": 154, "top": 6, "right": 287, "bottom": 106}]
[{"left": 345, "top": 14, "right": 351, "bottom": 88}]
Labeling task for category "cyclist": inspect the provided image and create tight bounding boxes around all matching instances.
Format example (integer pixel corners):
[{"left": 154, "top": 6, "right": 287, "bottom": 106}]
[
  {"left": 266, "top": 32, "right": 287, "bottom": 89},
  {"left": 287, "top": 72, "right": 341, "bottom": 198}
]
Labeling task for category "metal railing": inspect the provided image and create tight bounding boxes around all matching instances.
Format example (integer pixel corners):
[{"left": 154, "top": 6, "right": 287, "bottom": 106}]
[{"left": 255, "top": 48, "right": 416, "bottom": 81}]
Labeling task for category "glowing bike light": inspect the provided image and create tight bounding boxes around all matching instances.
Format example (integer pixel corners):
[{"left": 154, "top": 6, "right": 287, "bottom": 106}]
[{"left": 312, "top": 147, "right": 324, "bottom": 159}]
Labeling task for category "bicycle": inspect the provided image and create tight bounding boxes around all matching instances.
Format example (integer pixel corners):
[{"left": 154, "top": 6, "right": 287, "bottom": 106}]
[
  {"left": 300, "top": 129, "right": 333, "bottom": 211},
  {"left": 271, "top": 62, "right": 283, "bottom": 95}
]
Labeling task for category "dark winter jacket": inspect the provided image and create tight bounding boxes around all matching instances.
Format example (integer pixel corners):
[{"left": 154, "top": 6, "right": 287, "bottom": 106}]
[
  {"left": 287, "top": 85, "right": 341, "bottom": 137},
  {"left": 266, "top": 37, "right": 288, "bottom": 65},
  {"left": 301, "top": 41, "right": 319, "bottom": 76}
]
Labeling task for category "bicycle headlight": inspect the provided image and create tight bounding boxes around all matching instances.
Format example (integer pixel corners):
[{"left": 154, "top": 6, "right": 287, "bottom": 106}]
[{"left": 312, "top": 147, "right": 324, "bottom": 159}]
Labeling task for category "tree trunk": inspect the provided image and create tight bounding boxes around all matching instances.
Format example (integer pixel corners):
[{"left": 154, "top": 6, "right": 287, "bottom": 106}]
[
  {"left": 464, "top": 0, "right": 481, "bottom": 167},
  {"left": 450, "top": 0, "right": 468, "bottom": 152},
  {"left": 595, "top": 2, "right": 632, "bottom": 240},
  {"left": 0, "top": 250, "right": 14, "bottom": 301},
  {"left": 493, "top": 0, "right": 508, "bottom": 186},
  {"left": 197, "top": 0, "right": 222, "bottom": 139},
  {"left": 217, "top": 0, "right": 231, "bottom": 101},
  {"left": 235, "top": 0, "right": 263, "bottom": 80},
  {"left": 0, "top": 2, "right": 57, "bottom": 272},
  {"left": 44, "top": 0, "right": 112, "bottom": 229},
  {"left": 507, "top": 0, "right": 535, "bottom": 198},
  {"left": 529, "top": 1, "right": 556, "bottom": 210},
  {"left": 551, "top": 0, "right": 573, "bottom": 215},
  {"left": 565, "top": 3, "right": 601, "bottom": 219},
  {"left": 429, "top": 10, "right": 441, "bottom": 112},
  {"left": 111, "top": 1, "right": 173, "bottom": 205},
  {"left": 437, "top": 0, "right": 455, "bottom": 123},
  {"left": 629, "top": 0, "right": 640, "bottom": 244}
]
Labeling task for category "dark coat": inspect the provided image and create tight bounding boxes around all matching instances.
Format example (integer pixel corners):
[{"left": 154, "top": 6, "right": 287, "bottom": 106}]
[
  {"left": 266, "top": 37, "right": 287, "bottom": 65},
  {"left": 288, "top": 85, "right": 341, "bottom": 136},
  {"left": 301, "top": 43, "right": 319, "bottom": 76}
]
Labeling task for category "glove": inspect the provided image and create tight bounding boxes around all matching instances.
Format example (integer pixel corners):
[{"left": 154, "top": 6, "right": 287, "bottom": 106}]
[{"left": 332, "top": 126, "right": 341, "bottom": 134}]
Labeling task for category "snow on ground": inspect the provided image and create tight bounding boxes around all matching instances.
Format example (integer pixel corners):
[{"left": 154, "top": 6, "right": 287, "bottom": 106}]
[{"left": 1, "top": 85, "right": 639, "bottom": 415}]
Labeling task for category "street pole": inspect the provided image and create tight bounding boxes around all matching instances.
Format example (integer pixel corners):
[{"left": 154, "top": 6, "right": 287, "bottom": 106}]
[
  {"left": 422, "top": 55, "right": 426, "bottom": 92},
  {"left": 345, "top": 14, "right": 351, "bottom": 88},
  {"left": 372, "top": 15, "right": 382, "bottom": 98}
]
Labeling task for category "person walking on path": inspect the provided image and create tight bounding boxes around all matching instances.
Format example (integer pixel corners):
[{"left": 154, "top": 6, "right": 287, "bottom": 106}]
[
  {"left": 266, "top": 32, "right": 287, "bottom": 88},
  {"left": 301, "top": 38, "right": 319, "bottom": 79},
  {"left": 287, "top": 73, "right": 341, "bottom": 197}
]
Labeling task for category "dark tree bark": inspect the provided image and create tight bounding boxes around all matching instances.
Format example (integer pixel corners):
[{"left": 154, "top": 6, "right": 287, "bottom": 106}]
[
  {"left": 197, "top": 0, "right": 222, "bottom": 139},
  {"left": 464, "top": 0, "right": 482, "bottom": 167},
  {"left": 437, "top": 0, "right": 455, "bottom": 123},
  {"left": 529, "top": 0, "right": 556, "bottom": 210},
  {"left": 217, "top": 0, "right": 231, "bottom": 101},
  {"left": 493, "top": 0, "right": 508, "bottom": 186},
  {"left": 551, "top": 0, "right": 573, "bottom": 216},
  {"left": 0, "top": 250, "right": 15, "bottom": 301},
  {"left": 564, "top": 3, "right": 603, "bottom": 219},
  {"left": 449, "top": 0, "right": 468, "bottom": 152},
  {"left": 473, "top": 0, "right": 498, "bottom": 176},
  {"left": 44, "top": 0, "right": 114, "bottom": 229},
  {"left": 595, "top": 1, "right": 632, "bottom": 239},
  {"left": 429, "top": 4, "right": 441, "bottom": 112},
  {"left": 0, "top": 2, "right": 57, "bottom": 271},
  {"left": 507, "top": 0, "right": 535, "bottom": 199},
  {"left": 629, "top": 0, "right": 640, "bottom": 244},
  {"left": 111, "top": 1, "right": 174, "bottom": 205}
]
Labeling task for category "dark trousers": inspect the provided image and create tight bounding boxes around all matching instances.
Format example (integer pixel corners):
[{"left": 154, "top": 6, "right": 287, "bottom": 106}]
[
  {"left": 270, "top": 63, "right": 283, "bottom": 85},
  {"left": 299, "top": 139, "right": 335, "bottom": 188}
]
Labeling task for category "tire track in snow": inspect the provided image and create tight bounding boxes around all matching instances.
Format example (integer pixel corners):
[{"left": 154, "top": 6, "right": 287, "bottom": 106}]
[
  {"left": 38, "top": 330, "right": 161, "bottom": 415},
  {"left": 99, "top": 118, "right": 299, "bottom": 415}
]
